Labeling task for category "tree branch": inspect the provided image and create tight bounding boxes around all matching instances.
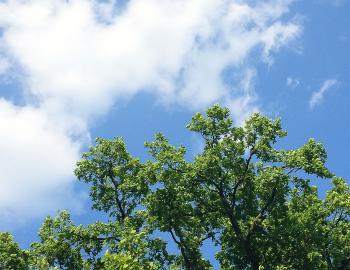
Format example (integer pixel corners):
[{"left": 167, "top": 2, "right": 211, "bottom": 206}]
[
  {"left": 247, "top": 183, "right": 278, "bottom": 239},
  {"left": 231, "top": 148, "right": 255, "bottom": 209},
  {"left": 109, "top": 174, "right": 127, "bottom": 222}
]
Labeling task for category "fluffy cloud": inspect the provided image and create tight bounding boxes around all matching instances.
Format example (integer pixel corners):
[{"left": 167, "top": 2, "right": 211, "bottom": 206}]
[
  {"left": 0, "top": 57, "right": 10, "bottom": 75},
  {"left": 0, "top": 99, "right": 83, "bottom": 223},
  {"left": 0, "top": 0, "right": 301, "bottom": 220},
  {"left": 226, "top": 68, "right": 259, "bottom": 126},
  {"left": 0, "top": 0, "right": 301, "bottom": 117},
  {"left": 309, "top": 79, "right": 338, "bottom": 109}
]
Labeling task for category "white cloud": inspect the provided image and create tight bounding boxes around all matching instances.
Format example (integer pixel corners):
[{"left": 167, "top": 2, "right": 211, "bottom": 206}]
[
  {"left": 309, "top": 79, "right": 338, "bottom": 109},
  {"left": 0, "top": 0, "right": 301, "bottom": 221},
  {"left": 0, "top": 57, "right": 10, "bottom": 74},
  {"left": 226, "top": 68, "right": 259, "bottom": 126},
  {"left": 0, "top": 99, "right": 84, "bottom": 223},
  {"left": 0, "top": 0, "right": 301, "bottom": 118},
  {"left": 286, "top": 76, "right": 300, "bottom": 88}
]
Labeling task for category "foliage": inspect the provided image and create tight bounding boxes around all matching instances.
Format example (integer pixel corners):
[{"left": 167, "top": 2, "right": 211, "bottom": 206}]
[
  {"left": 1, "top": 105, "right": 349, "bottom": 269},
  {"left": 0, "top": 232, "right": 29, "bottom": 270}
]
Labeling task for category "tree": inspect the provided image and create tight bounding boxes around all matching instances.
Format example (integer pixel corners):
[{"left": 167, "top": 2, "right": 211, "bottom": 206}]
[
  {"left": 1, "top": 105, "right": 349, "bottom": 269},
  {"left": 0, "top": 233, "right": 29, "bottom": 269}
]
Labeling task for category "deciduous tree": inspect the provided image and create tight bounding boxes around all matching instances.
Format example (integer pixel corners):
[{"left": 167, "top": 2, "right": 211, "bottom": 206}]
[{"left": 1, "top": 105, "right": 349, "bottom": 269}]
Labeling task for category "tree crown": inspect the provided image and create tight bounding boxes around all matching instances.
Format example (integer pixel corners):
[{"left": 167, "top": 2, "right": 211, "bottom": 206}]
[{"left": 1, "top": 105, "right": 349, "bottom": 270}]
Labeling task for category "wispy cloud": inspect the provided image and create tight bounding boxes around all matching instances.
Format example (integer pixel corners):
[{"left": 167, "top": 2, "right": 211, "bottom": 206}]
[
  {"left": 331, "top": 0, "right": 347, "bottom": 7},
  {"left": 286, "top": 76, "right": 300, "bottom": 88},
  {"left": 319, "top": 0, "right": 348, "bottom": 7},
  {"left": 309, "top": 79, "right": 338, "bottom": 109},
  {"left": 0, "top": 0, "right": 301, "bottom": 221}
]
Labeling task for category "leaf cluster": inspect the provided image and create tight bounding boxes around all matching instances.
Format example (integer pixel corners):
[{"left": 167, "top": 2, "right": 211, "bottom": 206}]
[{"left": 1, "top": 105, "right": 349, "bottom": 270}]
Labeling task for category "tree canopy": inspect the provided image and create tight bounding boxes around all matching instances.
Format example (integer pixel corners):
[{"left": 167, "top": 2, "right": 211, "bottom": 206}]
[{"left": 1, "top": 105, "right": 349, "bottom": 269}]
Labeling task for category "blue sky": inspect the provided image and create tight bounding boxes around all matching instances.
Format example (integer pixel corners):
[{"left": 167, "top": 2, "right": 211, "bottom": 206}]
[{"left": 0, "top": 0, "right": 349, "bottom": 252}]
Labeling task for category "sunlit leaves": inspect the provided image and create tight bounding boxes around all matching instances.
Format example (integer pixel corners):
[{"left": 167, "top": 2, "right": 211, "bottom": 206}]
[{"left": 1, "top": 105, "right": 349, "bottom": 269}]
